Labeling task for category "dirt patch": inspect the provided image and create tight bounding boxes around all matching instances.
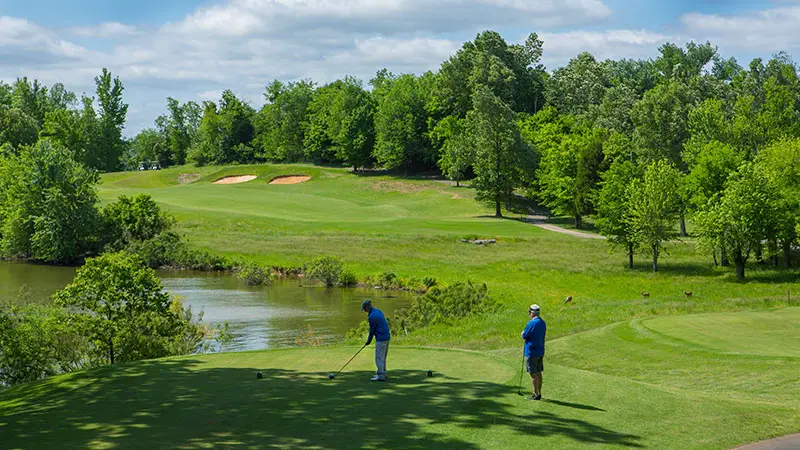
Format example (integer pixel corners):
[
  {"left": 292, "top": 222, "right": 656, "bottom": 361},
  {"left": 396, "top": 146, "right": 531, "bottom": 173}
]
[
  {"left": 213, "top": 175, "right": 258, "bottom": 185},
  {"left": 178, "top": 173, "right": 201, "bottom": 184},
  {"left": 370, "top": 180, "right": 429, "bottom": 194},
  {"left": 269, "top": 175, "right": 311, "bottom": 185}
]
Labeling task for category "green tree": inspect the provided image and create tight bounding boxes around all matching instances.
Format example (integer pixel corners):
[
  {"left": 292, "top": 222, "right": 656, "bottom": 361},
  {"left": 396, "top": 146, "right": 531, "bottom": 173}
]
[
  {"left": 756, "top": 139, "right": 800, "bottom": 267},
  {"left": 155, "top": 98, "right": 201, "bottom": 166},
  {"left": 596, "top": 159, "right": 641, "bottom": 268},
  {"left": 433, "top": 116, "right": 474, "bottom": 186},
  {"left": 696, "top": 163, "right": 778, "bottom": 280},
  {"left": 632, "top": 80, "right": 695, "bottom": 168},
  {"left": 102, "top": 194, "right": 173, "bottom": 251},
  {"left": 93, "top": 69, "right": 128, "bottom": 172},
  {"left": 0, "top": 106, "right": 39, "bottom": 150},
  {"left": 304, "top": 255, "right": 345, "bottom": 287},
  {"left": 627, "top": 160, "right": 682, "bottom": 272},
  {"left": 468, "top": 86, "right": 533, "bottom": 217},
  {"left": 0, "top": 140, "right": 100, "bottom": 263},
  {"left": 546, "top": 52, "right": 612, "bottom": 116},
  {"left": 53, "top": 252, "right": 193, "bottom": 364},
  {"left": 0, "top": 303, "right": 89, "bottom": 386},
  {"left": 255, "top": 80, "right": 314, "bottom": 162},
  {"left": 374, "top": 73, "right": 434, "bottom": 173},
  {"left": 684, "top": 141, "right": 744, "bottom": 209},
  {"left": 131, "top": 128, "right": 168, "bottom": 167}
]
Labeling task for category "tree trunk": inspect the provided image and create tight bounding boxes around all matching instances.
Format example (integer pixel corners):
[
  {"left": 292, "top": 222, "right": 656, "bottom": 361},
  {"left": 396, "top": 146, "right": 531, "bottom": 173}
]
[
  {"left": 734, "top": 248, "right": 746, "bottom": 281},
  {"left": 679, "top": 213, "right": 687, "bottom": 237},
  {"left": 456, "top": 179, "right": 460, "bottom": 188},
  {"left": 755, "top": 245, "right": 764, "bottom": 264},
  {"left": 713, "top": 251, "right": 718, "bottom": 267},
  {"left": 628, "top": 243, "right": 634, "bottom": 269},
  {"left": 784, "top": 239, "right": 792, "bottom": 268},
  {"left": 109, "top": 338, "right": 115, "bottom": 365},
  {"left": 575, "top": 214, "right": 582, "bottom": 230},
  {"left": 652, "top": 244, "right": 659, "bottom": 273},
  {"left": 495, "top": 201, "right": 502, "bottom": 218},
  {"left": 721, "top": 247, "right": 729, "bottom": 267}
]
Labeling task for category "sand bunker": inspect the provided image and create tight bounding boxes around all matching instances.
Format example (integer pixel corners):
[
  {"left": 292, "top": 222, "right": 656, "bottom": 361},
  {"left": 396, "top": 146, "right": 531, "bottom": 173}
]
[
  {"left": 213, "top": 175, "right": 258, "bottom": 185},
  {"left": 269, "top": 175, "right": 311, "bottom": 185}
]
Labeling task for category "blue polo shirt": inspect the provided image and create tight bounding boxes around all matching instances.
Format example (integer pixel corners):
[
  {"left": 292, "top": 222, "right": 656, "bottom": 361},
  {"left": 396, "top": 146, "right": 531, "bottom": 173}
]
[
  {"left": 367, "top": 308, "right": 391, "bottom": 344},
  {"left": 521, "top": 316, "right": 546, "bottom": 357}
]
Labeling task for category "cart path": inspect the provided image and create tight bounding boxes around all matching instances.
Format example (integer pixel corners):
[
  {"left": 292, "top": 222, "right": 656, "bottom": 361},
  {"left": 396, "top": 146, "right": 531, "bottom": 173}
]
[{"left": 732, "top": 434, "right": 800, "bottom": 450}]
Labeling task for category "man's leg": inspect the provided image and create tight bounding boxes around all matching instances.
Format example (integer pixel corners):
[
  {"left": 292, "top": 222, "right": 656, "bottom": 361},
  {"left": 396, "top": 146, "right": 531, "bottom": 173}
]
[
  {"left": 533, "top": 373, "right": 542, "bottom": 397},
  {"left": 376, "top": 341, "right": 389, "bottom": 380}
]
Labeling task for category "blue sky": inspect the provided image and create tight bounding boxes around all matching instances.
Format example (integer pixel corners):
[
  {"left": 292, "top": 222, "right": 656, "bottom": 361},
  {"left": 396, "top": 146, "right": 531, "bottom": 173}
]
[{"left": 1, "top": 0, "right": 799, "bottom": 134}]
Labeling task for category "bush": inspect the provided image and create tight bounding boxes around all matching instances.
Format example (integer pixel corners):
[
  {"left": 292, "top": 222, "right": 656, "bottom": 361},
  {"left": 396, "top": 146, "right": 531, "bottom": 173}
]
[
  {"left": 236, "top": 263, "right": 273, "bottom": 286},
  {"left": 126, "top": 231, "right": 231, "bottom": 271},
  {"left": 304, "top": 255, "right": 344, "bottom": 287},
  {"left": 422, "top": 277, "right": 438, "bottom": 288},
  {"left": 0, "top": 303, "right": 91, "bottom": 387},
  {"left": 395, "top": 281, "right": 494, "bottom": 331},
  {"left": 103, "top": 194, "right": 173, "bottom": 251},
  {"left": 339, "top": 270, "right": 358, "bottom": 287}
]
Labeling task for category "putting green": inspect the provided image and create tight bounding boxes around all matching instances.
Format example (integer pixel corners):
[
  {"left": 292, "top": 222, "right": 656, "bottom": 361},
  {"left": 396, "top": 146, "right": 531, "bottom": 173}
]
[{"left": 641, "top": 307, "right": 800, "bottom": 357}]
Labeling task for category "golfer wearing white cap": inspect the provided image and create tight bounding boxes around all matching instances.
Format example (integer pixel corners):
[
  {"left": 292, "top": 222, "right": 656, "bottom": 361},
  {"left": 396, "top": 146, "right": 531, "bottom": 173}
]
[{"left": 521, "top": 304, "right": 546, "bottom": 400}]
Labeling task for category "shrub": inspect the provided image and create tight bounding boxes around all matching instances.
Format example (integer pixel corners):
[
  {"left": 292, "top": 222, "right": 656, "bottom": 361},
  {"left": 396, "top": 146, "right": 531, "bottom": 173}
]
[
  {"left": 396, "top": 281, "right": 494, "bottom": 331},
  {"left": 304, "top": 255, "right": 344, "bottom": 287},
  {"left": 339, "top": 271, "right": 358, "bottom": 287},
  {"left": 126, "top": 231, "right": 231, "bottom": 271},
  {"left": 423, "top": 277, "right": 438, "bottom": 288},
  {"left": 236, "top": 263, "right": 273, "bottom": 286},
  {"left": 103, "top": 194, "right": 174, "bottom": 251},
  {"left": 378, "top": 271, "right": 398, "bottom": 289}
]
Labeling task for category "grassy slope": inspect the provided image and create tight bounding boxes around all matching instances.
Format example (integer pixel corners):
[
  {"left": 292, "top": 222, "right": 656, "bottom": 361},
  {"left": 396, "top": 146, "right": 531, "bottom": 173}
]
[
  {"left": 98, "top": 165, "right": 798, "bottom": 348},
  {"left": 1, "top": 309, "right": 798, "bottom": 449}
]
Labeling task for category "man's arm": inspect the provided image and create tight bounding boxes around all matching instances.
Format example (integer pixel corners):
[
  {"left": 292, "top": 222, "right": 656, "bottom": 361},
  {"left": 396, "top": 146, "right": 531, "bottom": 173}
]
[
  {"left": 521, "top": 322, "right": 533, "bottom": 340},
  {"left": 366, "top": 314, "right": 376, "bottom": 345}
]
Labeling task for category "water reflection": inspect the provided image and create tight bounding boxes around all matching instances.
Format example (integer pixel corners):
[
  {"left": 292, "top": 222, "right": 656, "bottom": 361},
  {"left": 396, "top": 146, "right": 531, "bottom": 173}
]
[{"left": 1, "top": 262, "right": 413, "bottom": 352}]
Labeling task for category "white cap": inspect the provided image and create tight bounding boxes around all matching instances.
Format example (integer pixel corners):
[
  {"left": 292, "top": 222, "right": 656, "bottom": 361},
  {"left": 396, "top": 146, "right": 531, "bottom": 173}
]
[{"left": 529, "top": 304, "right": 540, "bottom": 312}]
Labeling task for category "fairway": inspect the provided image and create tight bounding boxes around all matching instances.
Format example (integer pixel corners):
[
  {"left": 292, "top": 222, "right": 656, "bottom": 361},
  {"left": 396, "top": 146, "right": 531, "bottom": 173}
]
[
  {"left": 2, "top": 309, "right": 798, "bottom": 449},
  {"left": 97, "top": 165, "right": 799, "bottom": 349}
]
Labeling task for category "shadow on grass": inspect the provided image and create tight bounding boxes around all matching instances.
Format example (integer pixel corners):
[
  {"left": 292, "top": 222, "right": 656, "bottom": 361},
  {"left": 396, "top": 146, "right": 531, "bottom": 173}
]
[
  {"left": 0, "top": 359, "right": 642, "bottom": 449},
  {"left": 542, "top": 398, "right": 606, "bottom": 412}
]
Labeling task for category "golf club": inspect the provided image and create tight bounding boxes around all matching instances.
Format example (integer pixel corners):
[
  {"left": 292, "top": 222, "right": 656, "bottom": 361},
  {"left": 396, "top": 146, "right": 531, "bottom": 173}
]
[
  {"left": 516, "top": 355, "right": 525, "bottom": 396},
  {"left": 329, "top": 344, "right": 367, "bottom": 379}
]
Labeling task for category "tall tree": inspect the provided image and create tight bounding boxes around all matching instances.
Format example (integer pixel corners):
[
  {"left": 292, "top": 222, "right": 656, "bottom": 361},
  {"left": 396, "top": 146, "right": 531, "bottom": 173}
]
[
  {"left": 0, "top": 140, "right": 100, "bottom": 263},
  {"left": 546, "top": 52, "right": 612, "bottom": 116},
  {"left": 373, "top": 73, "right": 434, "bottom": 173},
  {"left": 255, "top": 80, "right": 314, "bottom": 162},
  {"left": 93, "top": 69, "right": 128, "bottom": 172},
  {"left": 696, "top": 163, "right": 778, "bottom": 280},
  {"left": 468, "top": 86, "right": 534, "bottom": 217},
  {"left": 596, "top": 159, "right": 642, "bottom": 268},
  {"left": 627, "top": 160, "right": 682, "bottom": 272}
]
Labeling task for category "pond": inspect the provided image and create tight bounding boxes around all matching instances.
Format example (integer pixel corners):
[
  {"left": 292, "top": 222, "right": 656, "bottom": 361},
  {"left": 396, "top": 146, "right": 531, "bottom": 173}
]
[{"left": 0, "top": 261, "right": 414, "bottom": 352}]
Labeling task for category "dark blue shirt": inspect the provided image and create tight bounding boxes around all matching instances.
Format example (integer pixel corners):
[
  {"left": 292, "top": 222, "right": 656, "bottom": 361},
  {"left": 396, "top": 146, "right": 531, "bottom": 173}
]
[
  {"left": 521, "top": 316, "right": 546, "bottom": 357},
  {"left": 367, "top": 308, "right": 391, "bottom": 344}
]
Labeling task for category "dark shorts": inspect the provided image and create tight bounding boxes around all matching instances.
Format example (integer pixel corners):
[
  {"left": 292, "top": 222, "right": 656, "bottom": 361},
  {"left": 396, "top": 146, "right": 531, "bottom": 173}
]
[{"left": 526, "top": 356, "right": 544, "bottom": 374}]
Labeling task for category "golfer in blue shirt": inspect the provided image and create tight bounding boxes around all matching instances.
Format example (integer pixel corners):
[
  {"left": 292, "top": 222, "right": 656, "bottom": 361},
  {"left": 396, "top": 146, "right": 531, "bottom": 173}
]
[
  {"left": 362, "top": 300, "right": 390, "bottom": 381},
  {"left": 521, "top": 304, "right": 546, "bottom": 400}
]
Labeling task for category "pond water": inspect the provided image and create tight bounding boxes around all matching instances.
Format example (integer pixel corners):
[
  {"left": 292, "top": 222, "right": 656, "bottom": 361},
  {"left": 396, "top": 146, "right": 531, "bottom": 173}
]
[{"left": 0, "top": 261, "right": 413, "bottom": 352}]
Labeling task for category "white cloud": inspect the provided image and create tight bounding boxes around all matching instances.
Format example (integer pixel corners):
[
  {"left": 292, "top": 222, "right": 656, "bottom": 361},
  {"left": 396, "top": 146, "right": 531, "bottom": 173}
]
[
  {"left": 540, "top": 29, "right": 672, "bottom": 67},
  {"left": 681, "top": 7, "right": 800, "bottom": 53},
  {"left": 71, "top": 22, "right": 142, "bottom": 38}
]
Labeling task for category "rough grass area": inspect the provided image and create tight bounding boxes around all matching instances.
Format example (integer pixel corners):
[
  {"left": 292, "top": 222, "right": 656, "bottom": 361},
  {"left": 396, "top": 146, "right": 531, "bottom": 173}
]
[{"left": 2, "top": 309, "right": 798, "bottom": 449}]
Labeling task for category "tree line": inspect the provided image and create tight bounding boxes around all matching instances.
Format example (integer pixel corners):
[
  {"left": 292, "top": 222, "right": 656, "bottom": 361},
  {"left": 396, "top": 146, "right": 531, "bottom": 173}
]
[{"left": 1, "top": 31, "right": 800, "bottom": 279}]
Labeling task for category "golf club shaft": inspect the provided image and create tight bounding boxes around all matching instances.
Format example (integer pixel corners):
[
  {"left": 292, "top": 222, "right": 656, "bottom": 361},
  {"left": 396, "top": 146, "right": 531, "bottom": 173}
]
[
  {"left": 517, "top": 355, "right": 525, "bottom": 395},
  {"left": 335, "top": 344, "right": 367, "bottom": 375}
]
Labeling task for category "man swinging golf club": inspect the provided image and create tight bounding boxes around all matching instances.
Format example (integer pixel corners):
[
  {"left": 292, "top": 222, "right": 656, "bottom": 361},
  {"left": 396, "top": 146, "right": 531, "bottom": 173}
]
[
  {"left": 521, "top": 304, "right": 546, "bottom": 400},
  {"left": 362, "top": 300, "right": 390, "bottom": 381}
]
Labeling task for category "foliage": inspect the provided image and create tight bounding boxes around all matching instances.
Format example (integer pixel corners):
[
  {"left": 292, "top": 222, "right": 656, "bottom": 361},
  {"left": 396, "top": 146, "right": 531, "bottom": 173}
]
[
  {"left": 394, "top": 281, "right": 494, "bottom": 332},
  {"left": 338, "top": 271, "right": 358, "bottom": 287},
  {"left": 546, "top": 52, "right": 612, "bottom": 116},
  {"left": 696, "top": 163, "right": 780, "bottom": 280},
  {"left": 0, "top": 303, "right": 90, "bottom": 387},
  {"left": 125, "top": 231, "right": 231, "bottom": 271},
  {"left": 304, "top": 255, "right": 345, "bottom": 287},
  {"left": 596, "top": 159, "right": 641, "bottom": 267},
  {"left": 53, "top": 252, "right": 216, "bottom": 364},
  {"left": 373, "top": 73, "right": 435, "bottom": 173},
  {"left": 0, "top": 140, "right": 100, "bottom": 263},
  {"left": 93, "top": 68, "right": 129, "bottom": 172},
  {"left": 255, "top": 80, "right": 314, "bottom": 163},
  {"left": 626, "top": 160, "right": 683, "bottom": 272},
  {"left": 236, "top": 262, "right": 273, "bottom": 286},
  {"left": 102, "top": 194, "right": 174, "bottom": 251},
  {"left": 468, "top": 86, "right": 534, "bottom": 217}
]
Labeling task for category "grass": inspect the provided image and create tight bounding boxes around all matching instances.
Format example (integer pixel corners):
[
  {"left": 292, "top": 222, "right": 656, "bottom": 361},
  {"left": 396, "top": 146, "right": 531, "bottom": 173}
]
[
  {"left": 97, "top": 164, "right": 799, "bottom": 348},
  {"left": 1, "top": 308, "right": 797, "bottom": 449},
  {"left": 4, "top": 163, "right": 790, "bottom": 449}
]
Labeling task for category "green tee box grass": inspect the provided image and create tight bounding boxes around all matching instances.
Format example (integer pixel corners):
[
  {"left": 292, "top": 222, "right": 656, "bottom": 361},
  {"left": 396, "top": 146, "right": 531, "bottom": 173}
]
[{"left": 1, "top": 343, "right": 797, "bottom": 449}]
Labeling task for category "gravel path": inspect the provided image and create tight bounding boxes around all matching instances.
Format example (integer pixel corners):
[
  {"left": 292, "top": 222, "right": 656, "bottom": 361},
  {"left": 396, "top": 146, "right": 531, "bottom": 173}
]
[{"left": 732, "top": 434, "right": 800, "bottom": 450}]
